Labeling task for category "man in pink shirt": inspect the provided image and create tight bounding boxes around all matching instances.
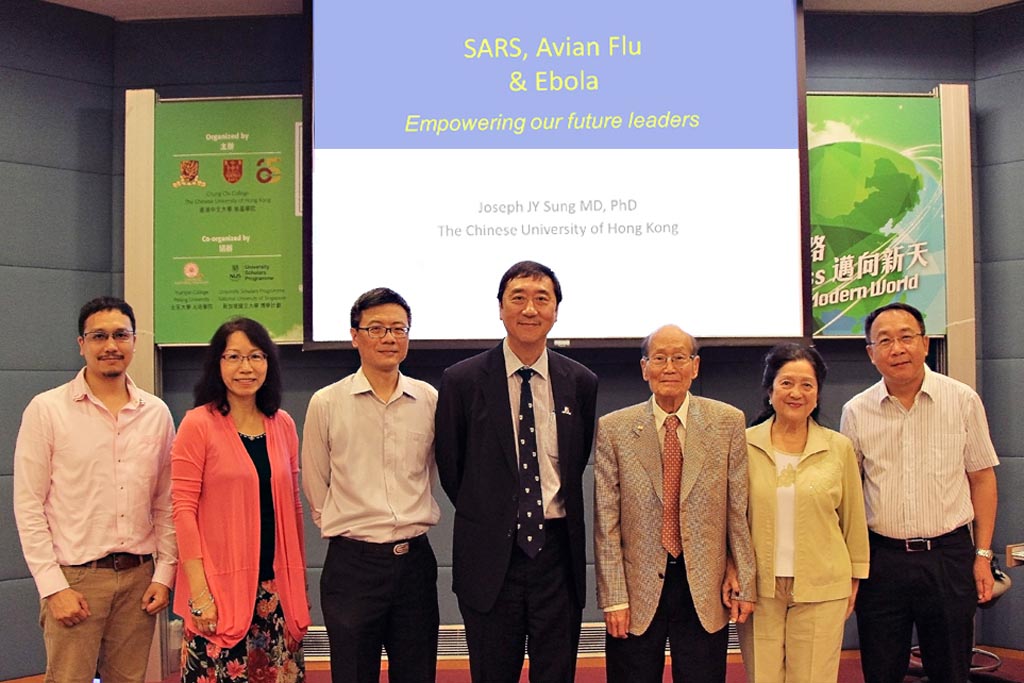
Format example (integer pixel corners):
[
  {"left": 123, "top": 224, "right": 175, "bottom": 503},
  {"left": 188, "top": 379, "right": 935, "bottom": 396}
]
[{"left": 13, "top": 297, "right": 177, "bottom": 683}]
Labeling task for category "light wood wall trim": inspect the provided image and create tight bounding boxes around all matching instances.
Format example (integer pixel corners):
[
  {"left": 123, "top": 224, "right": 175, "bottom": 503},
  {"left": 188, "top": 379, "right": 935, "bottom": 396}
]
[
  {"left": 124, "top": 89, "right": 159, "bottom": 394},
  {"left": 939, "top": 83, "right": 977, "bottom": 390}
]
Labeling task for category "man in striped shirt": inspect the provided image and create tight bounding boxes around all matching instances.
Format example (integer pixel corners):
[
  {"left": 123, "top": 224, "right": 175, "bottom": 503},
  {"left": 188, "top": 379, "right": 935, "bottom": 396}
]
[{"left": 841, "top": 302, "right": 999, "bottom": 683}]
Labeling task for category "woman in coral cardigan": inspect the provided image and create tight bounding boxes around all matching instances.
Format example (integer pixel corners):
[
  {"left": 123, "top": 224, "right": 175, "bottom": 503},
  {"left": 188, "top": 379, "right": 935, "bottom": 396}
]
[{"left": 171, "top": 318, "right": 310, "bottom": 682}]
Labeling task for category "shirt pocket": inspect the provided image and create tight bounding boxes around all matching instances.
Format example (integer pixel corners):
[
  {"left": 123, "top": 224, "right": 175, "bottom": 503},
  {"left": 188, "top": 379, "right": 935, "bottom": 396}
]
[
  {"left": 402, "top": 429, "right": 433, "bottom": 477},
  {"left": 927, "top": 430, "right": 967, "bottom": 483}
]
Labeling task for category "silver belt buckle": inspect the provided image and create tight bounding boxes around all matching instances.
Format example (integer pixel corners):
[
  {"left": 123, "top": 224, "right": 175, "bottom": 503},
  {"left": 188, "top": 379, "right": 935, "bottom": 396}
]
[
  {"left": 393, "top": 542, "right": 410, "bottom": 556},
  {"left": 905, "top": 538, "right": 931, "bottom": 552}
]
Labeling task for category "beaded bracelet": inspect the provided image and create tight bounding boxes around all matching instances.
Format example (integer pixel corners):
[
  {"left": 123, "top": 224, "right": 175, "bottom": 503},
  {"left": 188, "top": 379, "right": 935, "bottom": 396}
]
[{"left": 189, "top": 595, "right": 215, "bottom": 617}]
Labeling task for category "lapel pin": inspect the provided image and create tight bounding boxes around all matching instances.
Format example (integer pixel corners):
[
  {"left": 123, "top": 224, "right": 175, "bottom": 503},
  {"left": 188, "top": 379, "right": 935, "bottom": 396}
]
[{"left": 561, "top": 406, "right": 572, "bottom": 415}]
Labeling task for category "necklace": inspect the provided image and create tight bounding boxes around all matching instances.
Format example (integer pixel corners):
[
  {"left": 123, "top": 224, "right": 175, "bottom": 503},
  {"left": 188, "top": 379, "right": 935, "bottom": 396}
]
[{"left": 238, "top": 432, "right": 266, "bottom": 441}]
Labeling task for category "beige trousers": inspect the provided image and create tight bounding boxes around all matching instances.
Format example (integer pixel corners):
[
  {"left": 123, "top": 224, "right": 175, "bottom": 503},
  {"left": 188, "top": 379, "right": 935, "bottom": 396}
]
[
  {"left": 737, "top": 577, "right": 848, "bottom": 683},
  {"left": 41, "top": 561, "right": 157, "bottom": 683}
]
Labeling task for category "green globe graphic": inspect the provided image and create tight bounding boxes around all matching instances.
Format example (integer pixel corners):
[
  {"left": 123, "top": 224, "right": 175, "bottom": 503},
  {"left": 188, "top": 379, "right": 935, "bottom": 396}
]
[
  {"left": 810, "top": 141, "right": 939, "bottom": 334},
  {"left": 810, "top": 141, "right": 923, "bottom": 255}
]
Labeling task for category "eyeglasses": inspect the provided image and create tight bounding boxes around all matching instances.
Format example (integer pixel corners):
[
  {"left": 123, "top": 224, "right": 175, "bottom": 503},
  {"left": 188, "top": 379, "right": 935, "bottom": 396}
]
[
  {"left": 356, "top": 325, "right": 410, "bottom": 339},
  {"left": 82, "top": 329, "right": 135, "bottom": 344},
  {"left": 643, "top": 353, "right": 697, "bottom": 368},
  {"left": 221, "top": 352, "right": 268, "bottom": 365},
  {"left": 868, "top": 333, "right": 923, "bottom": 350}
]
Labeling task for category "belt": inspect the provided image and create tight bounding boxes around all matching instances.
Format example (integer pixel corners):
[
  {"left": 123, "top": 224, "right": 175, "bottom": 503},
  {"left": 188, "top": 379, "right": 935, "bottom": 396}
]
[
  {"left": 70, "top": 553, "right": 153, "bottom": 571},
  {"left": 330, "top": 534, "right": 428, "bottom": 557},
  {"left": 869, "top": 525, "right": 970, "bottom": 552}
]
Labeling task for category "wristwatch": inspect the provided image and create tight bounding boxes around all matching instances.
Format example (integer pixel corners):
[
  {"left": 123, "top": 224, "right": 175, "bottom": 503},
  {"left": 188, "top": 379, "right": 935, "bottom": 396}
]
[{"left": 976, "top": 548, "right": 994, "bottom": 559}]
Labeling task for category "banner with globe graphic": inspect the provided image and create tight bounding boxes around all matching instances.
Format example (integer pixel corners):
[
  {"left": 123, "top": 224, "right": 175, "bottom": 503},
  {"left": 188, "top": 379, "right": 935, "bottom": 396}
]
[{"left": 807, "top": 95, "right": 946, "bottom": 337}]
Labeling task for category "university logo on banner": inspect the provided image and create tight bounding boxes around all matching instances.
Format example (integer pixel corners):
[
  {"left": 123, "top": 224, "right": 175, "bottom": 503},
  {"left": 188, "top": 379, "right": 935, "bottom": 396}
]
[
  {"left": 223, "top": 159, "right": 243, "bottom": 184},
  {"left": 172, "top": 159, "right": 206, "bottom": 188}
]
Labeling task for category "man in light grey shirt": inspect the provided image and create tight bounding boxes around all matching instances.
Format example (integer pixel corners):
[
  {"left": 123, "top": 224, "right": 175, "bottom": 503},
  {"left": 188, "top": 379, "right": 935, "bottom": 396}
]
[{"left": 302, "top": 287, "right": 439, "bottom": 683}]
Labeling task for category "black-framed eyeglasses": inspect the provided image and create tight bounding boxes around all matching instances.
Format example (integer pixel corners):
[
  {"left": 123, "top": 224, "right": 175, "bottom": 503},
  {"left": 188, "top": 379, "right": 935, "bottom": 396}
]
[
  {"left": 221, "top": 352, "right": 268, "bottom": 365},
  {"left": 82, "top": 329, "right": 135, "bottom": 344},
  {"left": 643, "top": 353, "right": 697, "bottom": 368},
  {"left": 867, "top": 333, "right": 923, "bottom": 350},
  {"left": 357, "top": 325, "right": 410, "bottom": 339}
]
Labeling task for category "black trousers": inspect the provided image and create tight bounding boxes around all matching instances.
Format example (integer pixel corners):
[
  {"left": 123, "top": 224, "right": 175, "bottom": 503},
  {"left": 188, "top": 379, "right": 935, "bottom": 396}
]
[
  {"left": 320, "top": 534, "right": 439, "bottom": 683},
  {"left": 856, "top": 527, "right": 977, "bottom": 683},
  {"left": 459, "top": 519, "right": 581, "bottom": 683},
  {"left": 605, "top": 555, "right": 728, "bottom": 683}
]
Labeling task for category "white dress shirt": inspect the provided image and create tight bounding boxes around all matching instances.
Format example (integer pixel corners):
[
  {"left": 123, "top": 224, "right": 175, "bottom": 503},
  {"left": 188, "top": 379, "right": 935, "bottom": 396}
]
[
  {"left": 302, "top": 368, "right": 440, "bottom": 543},
  {"left": 504, "top": 340, "right": 565, "bottom": 520}
]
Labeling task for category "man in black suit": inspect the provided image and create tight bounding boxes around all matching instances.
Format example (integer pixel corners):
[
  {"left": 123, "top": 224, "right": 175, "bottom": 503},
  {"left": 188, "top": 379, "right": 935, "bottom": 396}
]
[{"left": 436, "top": 260, "right": 599, "bottom": 682}]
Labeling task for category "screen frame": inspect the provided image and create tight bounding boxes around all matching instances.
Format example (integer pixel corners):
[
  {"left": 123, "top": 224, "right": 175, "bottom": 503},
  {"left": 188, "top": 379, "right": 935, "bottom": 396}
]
[{"left": 301, "top": 0, "right": 813, "bottom": 351}]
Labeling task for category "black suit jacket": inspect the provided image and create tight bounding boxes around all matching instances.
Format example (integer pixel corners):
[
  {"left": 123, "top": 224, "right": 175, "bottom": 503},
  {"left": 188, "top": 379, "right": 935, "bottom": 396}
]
[{"left": 436, "top": 344, "right": 598, "bottom": 612}]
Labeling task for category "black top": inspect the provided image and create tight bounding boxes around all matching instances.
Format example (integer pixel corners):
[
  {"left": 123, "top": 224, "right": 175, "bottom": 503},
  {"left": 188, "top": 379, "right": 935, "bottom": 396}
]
[{"left": 239, "top": 432, "right": 275, "bottom": 581}]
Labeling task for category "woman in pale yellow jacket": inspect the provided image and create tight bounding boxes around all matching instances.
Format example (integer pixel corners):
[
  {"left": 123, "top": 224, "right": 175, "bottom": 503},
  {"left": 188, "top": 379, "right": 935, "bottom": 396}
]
[{"left": 730, "top": 343, "right": 869, "bottom": 683}]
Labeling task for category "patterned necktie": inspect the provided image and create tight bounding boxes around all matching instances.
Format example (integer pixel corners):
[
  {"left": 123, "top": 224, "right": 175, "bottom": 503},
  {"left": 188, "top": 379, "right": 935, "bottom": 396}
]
[
  {"left": 516, "top": 367, "right": 545, "bottom": 558},
  {"left": 661, "top": 414, "right": 683, "bottom": 558}
]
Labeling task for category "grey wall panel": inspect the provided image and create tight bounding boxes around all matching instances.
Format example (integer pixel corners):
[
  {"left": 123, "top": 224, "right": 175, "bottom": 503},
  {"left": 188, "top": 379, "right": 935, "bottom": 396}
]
[
  {"left": 977, "top": 160, "right": 1024, "bottom": 264},
  {"left": 0, "top": 267, "right": 112, "bottom": 371},
  {"left": 0, "top": 68, "right": 112, "bottom": 173},
  {"left": 974, "top": 4, "right": 1024, "bottom": 649},
  {"left": 582, "top": 564, "right": 601, "bottom": 621},
  {"left": 979, "top": 260, "right": 1024, "bottom": 360},
  {"left": 583, "top": 465, "right": 595, "bottom": 565},
  {"left": 305, "top": 567, "right": 322, "bottom": 625},
  {"left": 0, "top": 161, "right": 112, "bottom": 271},
  {"left": 302, "top": 513, "right": 330, "bottom": 571},
  {"left": 981, "top": 359, "right": 1024, "bottom": 459},
  {"left": 0, "top": 578, "right": 46, "bottom": 678},
  {"left": 804, "top": 13, "right": 973, "bottom": 82},
  {"left": 0, "top": 476, "right": 31, "bottom": 581},
  {"left": 111, "top": 174, "right": 124, "bottom": 271},
  {"left": 0, "top": 0, "right": 113, "bottom": 84},
  {"left": 975, "top": 70, "right": 1024, "bottom": 167},
  {"left": 975, "top": 5, "right": 1024, "bottom": 79},
  {"left": 977, "top": 459, "right": 1024, "bottom": 649},
  {"left": 979, "top": 572, "right": 1024, "bottom": 650},
  {"left": 438, "top": 567, "right": 460, "bottom": 624},
  {"left": 114, "top": 16, "right": 304, "bottom": 89},
  {"left": 432, "top": 491, "right": 456, "bottom": 567},
  {"left": 991, "top": 457, "right": 1024, "bottom": 553},
  {"left": 0, "top": 370, "right": 83, "bottom": 475}
]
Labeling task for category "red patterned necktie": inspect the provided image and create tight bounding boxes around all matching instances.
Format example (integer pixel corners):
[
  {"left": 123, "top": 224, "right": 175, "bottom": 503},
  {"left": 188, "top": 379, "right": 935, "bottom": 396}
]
[{"left": 661, "top": 414, "right": 683, "bottom": 558}]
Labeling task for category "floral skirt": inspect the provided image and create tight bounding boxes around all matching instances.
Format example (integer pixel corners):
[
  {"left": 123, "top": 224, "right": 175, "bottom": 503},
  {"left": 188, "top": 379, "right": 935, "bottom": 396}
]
[{"left": 181, "top": 579, "right": 305, "bottom": 683}]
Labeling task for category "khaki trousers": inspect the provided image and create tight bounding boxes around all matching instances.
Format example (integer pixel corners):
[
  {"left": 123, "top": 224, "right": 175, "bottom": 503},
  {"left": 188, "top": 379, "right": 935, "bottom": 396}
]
[
  {"left": 737, "top": 577, "right": 848, "bottom": 683},
  {"left": 41, "top": 561, "right": 156, "bottom": 683}
]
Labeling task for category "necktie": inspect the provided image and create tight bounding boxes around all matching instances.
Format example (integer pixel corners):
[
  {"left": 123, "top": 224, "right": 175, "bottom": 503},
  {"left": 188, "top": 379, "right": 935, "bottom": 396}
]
[
  {"left": 662, "top": 414, "right": 683, "bottom": 558},
  {"left": 516, "top": 367, "right": 545, "bottom": 558}
]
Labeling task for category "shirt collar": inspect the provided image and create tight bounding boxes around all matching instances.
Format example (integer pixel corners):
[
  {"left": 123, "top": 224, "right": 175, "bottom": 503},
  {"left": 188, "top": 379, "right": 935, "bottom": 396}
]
[
  {"left": 747, "top": 415, "right": 831, "bottom": 459},
  {"left": 870, "top": 365, "right": 935, "bottom": 405},
  {"left": 350, "top": 367, "right": 424, "bottom": 402},
  {"left": 503, "top": 338, "right": 549, "bottom": 381},
  {"left": 650, "top": 393, "right": 690, "bottom": 432},
  {"left": 71, "top": 367, "right": 144, "bottom": 408}
]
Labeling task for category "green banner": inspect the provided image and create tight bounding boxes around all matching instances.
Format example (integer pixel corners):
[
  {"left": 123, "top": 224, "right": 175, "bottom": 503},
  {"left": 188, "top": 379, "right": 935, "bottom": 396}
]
[
  {"left": 808, "top": 95, "right": 947, "bottom": 337},
  {"left": 154, "top": 97, "right": 302, "bottom": 344}
]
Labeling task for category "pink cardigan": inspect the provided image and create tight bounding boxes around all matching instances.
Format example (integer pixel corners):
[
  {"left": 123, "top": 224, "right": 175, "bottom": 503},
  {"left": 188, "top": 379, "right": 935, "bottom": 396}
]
[{"left": 171, "top": 404, "right": 310, "bottom": 648}]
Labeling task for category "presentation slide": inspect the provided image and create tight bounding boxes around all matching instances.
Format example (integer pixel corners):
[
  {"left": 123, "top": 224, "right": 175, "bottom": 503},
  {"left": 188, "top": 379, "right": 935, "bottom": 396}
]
[{"left": 310, "top": 1, "right": 803, "bottom": 344}]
